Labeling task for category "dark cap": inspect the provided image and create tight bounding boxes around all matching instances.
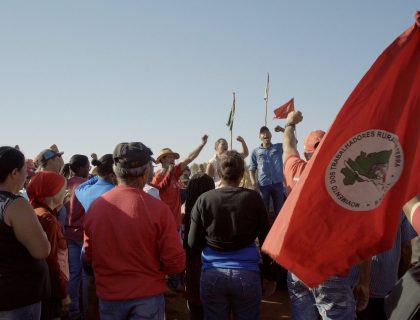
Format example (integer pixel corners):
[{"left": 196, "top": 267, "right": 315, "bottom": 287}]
[
  {"left": 35, "top": 149, "right": 64, "bottom": 166},
  {"left": 259, "top": 126, "right": 270, "bottom": 134},
  {"left": 113, "top": 142, "right": 154, "bottom": 169}
]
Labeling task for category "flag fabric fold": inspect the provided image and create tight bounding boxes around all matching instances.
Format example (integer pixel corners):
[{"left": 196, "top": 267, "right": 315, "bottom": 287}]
[
  {"left": 274, "top": 98, "right": 295, "bottom": 119},
  {"left": 262, "top": 16, "right": 420, "bottom": 287}
]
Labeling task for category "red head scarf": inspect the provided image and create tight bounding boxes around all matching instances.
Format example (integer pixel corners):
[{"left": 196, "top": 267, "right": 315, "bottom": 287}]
[{"left": 27, "top": 171, "right": 66, "bottom": 206}]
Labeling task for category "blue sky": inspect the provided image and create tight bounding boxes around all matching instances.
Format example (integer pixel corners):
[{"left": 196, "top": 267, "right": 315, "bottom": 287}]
[{"left": 1, "top": 1, "right": 417, "bottom": 165}]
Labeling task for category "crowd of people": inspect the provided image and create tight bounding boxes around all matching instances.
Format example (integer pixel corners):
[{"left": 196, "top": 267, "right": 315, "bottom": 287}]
[{"left": 0, "top": 110, "right": 419, "bottom": 320}]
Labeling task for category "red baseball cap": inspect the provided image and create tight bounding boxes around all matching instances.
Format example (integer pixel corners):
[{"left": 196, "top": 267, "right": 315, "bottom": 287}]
[{"left": 304, "top": 130, "right": 325, "bottom": 153}]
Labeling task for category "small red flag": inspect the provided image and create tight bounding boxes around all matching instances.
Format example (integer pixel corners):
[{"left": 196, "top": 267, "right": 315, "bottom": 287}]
[
  {"left": 273, "top": 98, "right": 294, "bottom": 119},
  {"left": 262, "top": 14, "right": 420, "bottom": 287}
]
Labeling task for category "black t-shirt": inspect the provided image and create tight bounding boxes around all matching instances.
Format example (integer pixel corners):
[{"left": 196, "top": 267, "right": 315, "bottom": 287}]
[
  {"left": 0, "top": 191, "right": 49, "bottom": 311},
  {"left": 188, "top": 186, "right": 270, "bottom": 252}
]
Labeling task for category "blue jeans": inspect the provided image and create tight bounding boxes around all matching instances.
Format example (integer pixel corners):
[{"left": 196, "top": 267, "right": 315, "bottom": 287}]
[
  {"left": 200, "top": 268, "right": 261, "bottom": 320},
  {"left": 287, "top": 272, "right": 355, "bottom": 320},
  {"left": 98, "top": 294, "right": 165, "bottom": 320},
  {"left": 0, "top": 302, "right": 41, "bottom": 320},
  {"left": 67, "top": 240, "right": 88, "bottom": 318},
  {"left": 259, "top": 183, "right": 284, "bottom": 218}
]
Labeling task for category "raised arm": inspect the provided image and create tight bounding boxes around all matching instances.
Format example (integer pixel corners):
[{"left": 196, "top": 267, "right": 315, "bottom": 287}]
[
  {"left": 283, "top": 111, "right": 303, "bottom": 162},
  {"left": 236, "top": 136, "right": 249, "bottom": 159},
  {"left": 206, "top": 162, "right": 215, "bottom": 179},
  {"left": 179, "top": 135, "right": 208, "bottom": 170}
]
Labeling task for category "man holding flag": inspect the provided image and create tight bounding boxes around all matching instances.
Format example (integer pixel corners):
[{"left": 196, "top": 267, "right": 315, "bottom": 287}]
[
  {"left": 281, "top": 110, "right": 370, "bottom": 319},
  {"left": 263, "top": 11, "right": 420, "bottom": 320}
]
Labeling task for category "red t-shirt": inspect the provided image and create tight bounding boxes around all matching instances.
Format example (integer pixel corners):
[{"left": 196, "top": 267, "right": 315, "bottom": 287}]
[
  {"left": 283, "top": 154, "right": 307, "bottom": 195},
  {"left": 64, "top": 176, "right": 87, "bottom": 242},
  {"left": 151, "top": 164, "right": 183, "bottom": 226}
]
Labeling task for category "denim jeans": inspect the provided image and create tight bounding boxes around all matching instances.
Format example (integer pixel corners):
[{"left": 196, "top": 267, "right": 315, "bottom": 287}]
[
  {"left": 287, "top": 272, "right": 355, "bottom": 320},
  {"left": 259, "top": 183, "right": 284, "bottom": 218},
  {"left": 67, "top": 240, "right": 88, "bottom": 318},
  {"left": 0, "top": 302, "right": 41, "bottom": 320},
  {"left": 98, "top": 294, "right": 165, "bottom": 320},
  {"left": 200, "top": 268, "right": 261, "bottom": 320}
]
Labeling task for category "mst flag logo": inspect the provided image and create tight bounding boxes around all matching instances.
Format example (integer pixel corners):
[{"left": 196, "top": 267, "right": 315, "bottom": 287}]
[{"left": 325, "top": 130, "right": 403, "bottom": 211}]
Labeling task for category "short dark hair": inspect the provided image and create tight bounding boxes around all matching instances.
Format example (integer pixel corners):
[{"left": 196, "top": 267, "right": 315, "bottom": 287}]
[
  {"left": 61, "top": 154, "right": 89, "bottom": 177},
  {"left": 219, "top": 150, "right": 244, "bottom": 183},
  {"left": 259, "top": 126, "right": 270, "bottom": 134},
  {"left": 214, "top": 138, "right": 227, "bottom": 150},
  {"left": 0, "top": 147, "right": 25, "bottom": 183}
]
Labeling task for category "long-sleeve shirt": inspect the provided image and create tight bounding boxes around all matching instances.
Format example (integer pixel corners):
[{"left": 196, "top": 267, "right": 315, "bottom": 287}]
[
  {"left": 84, "top": 185, "right": 185, "bottom": 300},
  {"left": 34, "top": 205, "right": 69, "bottom": 300},
  {"left": 188, "top": 187, "right": 276, "bottom": 279},
  {"left": 249, "top": 143, "right": 284, "bottom": 187}
]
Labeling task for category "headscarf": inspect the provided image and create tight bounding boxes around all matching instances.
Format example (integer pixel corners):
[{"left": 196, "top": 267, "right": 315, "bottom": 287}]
[{"left": 27, "top": 171, "right": 66, "bottom": 206}]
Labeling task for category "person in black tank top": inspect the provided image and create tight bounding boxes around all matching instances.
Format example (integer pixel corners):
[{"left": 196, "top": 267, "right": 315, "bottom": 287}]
[{"left": 0, "top": 146, "right": 50, "bottom": 319}]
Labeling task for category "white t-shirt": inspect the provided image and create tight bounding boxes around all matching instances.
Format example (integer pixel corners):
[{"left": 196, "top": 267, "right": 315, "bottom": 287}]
[{"left": 208, "top": 155, "right": 223, "bottom": 188}]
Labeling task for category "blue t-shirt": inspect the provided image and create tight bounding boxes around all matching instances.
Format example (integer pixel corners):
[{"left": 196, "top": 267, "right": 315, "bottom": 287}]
[
  {"left": 201, "top": 243, "right": 260, "bottom": 272},
  {"left": 75, "top": 176, "right": 114, "bottom": 212},
  {"left": 349, "top": 214, "right": 418, "bottom": 298},
  {"left": 250, "top": 143, "right": 284, "bottom": 187}
]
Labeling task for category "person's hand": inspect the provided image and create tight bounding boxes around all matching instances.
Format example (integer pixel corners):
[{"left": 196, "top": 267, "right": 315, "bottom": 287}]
[
  {"left": 262, "top": 279, "right": 277, "bottom": 298},
  {"left": 167, "top": 164, "right": 175, "bottom": 174},
  {"left": 353, "top": 283, "right": 369, "bottom": 312},
  {"left": 286, "top": 111, "right": 303, "bottom": 126},
  {"left": 274, "top": 125, "right": 284, "bottom": 133},
  {"left": 91, "top": 153, "right": 98, "bottom": 160},
  {"left": 201, "top": 135, "right": 208, "bottom": 145},
  {"left": 61, "top": 295, "right": 71, "bottom": 310},
  {"left": 236, "top": 136, "right": 245, "bottom": 143}
]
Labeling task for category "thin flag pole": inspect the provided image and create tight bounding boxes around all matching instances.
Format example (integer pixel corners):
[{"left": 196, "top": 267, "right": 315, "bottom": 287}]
[
  {"left": 264, "top": 73, "right": 269, "bottom": 126},
  {"left": 231, "top": 92, "right": 235, "bottom": 150}
]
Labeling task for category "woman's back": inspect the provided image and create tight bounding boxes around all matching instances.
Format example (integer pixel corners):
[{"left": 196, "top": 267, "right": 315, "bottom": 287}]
[{"left": 0, "top": 191, "right": 49, "bottom": 311}]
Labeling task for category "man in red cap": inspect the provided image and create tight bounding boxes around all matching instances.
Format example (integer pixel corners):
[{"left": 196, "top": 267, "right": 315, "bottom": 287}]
[{"left": 282, "top": 110, "right": 370, "bottom": 319}]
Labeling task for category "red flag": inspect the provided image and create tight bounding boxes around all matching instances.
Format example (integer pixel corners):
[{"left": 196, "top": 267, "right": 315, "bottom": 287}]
[
  {"left": 262, "top": 14, "right": 420, "bottom": 287},
  {"left": 273, "top": 98, "right": 294, "bottom": 119}
]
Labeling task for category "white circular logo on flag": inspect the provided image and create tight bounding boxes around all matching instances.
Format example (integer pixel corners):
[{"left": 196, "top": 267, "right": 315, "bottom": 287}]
[{"left": 325, "top": 130, "right": 403, "bottom": 211}]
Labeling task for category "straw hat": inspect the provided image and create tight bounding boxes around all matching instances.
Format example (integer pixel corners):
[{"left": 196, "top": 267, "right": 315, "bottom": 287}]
[{"left": 155, "top": 148, "right": 180, "bottom": 164}]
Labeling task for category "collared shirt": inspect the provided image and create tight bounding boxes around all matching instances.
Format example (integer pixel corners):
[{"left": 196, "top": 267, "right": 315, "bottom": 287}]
[{"left": 250, "top": 143, "right": 284, "bottom": 187}]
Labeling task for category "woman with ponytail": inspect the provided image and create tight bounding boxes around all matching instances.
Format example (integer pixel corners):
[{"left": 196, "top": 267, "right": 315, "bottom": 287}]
[
  {"left": 75, "top": 153, "right": 116, "bottom": 212},
  {"left": 63, "top": 154, "right": 90, "bottom": 319}
]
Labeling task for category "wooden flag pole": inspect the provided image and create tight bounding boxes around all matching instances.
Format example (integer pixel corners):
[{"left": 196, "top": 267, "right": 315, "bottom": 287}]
[
  {"left": 230, "top": 92, "right": 235, "bottom": 150},
  {"left": 264, "top": 73, "right": 269, "bottom": 126},
  {"left": 264, "top": 96, "right": 268, "bottom": 127}
]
